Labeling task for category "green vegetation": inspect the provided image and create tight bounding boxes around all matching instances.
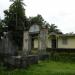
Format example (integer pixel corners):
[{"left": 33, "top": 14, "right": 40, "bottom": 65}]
[
  {"left": 3, "top": 0, "right": 27, "bottom": 49},
  {"left": 48, "top": 24, "right": 62, "bottom": 34},
  {"left": 0, "top": 61, "right": 75, "bottom": 75},
  {"left": 29, "top": 14, "right": 50, "bottom": 28},
  {"left": 49, "top": 52, "right": 75, "bottom": 63}
]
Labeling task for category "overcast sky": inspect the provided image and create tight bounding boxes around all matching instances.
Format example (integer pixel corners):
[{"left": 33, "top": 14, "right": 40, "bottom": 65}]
[{"left": 0, "top": 0, "right": 75, "bottom": 33}]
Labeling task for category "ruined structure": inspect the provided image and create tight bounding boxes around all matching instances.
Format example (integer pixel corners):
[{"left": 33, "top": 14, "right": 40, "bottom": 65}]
[
  {"left": 23, "top": 24, "right": 48, "bottom": 55},
  {"left": 23, "top": 24, "right": 75, "bottom": 55}
]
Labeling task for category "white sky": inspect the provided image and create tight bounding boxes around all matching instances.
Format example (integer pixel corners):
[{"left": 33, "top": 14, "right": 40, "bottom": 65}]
[{"left": 0, "top": 0, "right": 75, "bottom": 33}]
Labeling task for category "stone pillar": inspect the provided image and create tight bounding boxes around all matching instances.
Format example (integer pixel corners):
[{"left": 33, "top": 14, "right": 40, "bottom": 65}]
[
  {"left": 39, "top": 28, "right": 48, "bottom": 54},
  {"left": 23, "top": 31, "right": 31, "bottom": 55}
]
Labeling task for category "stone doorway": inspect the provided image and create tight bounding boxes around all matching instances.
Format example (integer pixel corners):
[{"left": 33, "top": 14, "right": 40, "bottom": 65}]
[
  {"left": 29, "top": 33, "right": 39, "bottom": 54},
  {"left": 30, "top": 34, "right": 39, "bottom": 49},
  {"left": 23, "top": 24, "right": 47, "bottom": 55}
]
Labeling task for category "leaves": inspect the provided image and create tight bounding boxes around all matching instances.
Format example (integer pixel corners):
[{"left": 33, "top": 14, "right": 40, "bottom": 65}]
[
  {"left": 3, "top": 0, "right": 27, "bottom": 49},
  {"left": 29, "top": 14, "right": 50, "bottom": 29},
  {"left": 48, "top": 24, "right": 62, "bottom": 34},
  {"left": 4, "top": 0, "right": 27, "bottom": 31}
]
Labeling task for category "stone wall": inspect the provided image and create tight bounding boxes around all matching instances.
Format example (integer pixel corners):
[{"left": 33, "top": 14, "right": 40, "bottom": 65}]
[
  {"left": 3, "top": 55, "right": 38, "bottom": 69},
  {"left": 0, "top": 32, "right": 17, "bottom": 55}
]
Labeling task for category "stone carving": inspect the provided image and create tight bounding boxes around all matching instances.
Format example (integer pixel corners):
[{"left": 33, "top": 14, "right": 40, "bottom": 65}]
[{"left": 23, "top": 31, "right": 31, "bottom": 55}]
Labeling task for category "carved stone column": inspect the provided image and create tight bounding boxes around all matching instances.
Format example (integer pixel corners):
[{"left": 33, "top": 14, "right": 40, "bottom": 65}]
[
  {"left": 23, "top": 31, "right": 31, "bottom": 55},
  {"left": 39, "top": 28, "right": 48, "bottom": 54}
]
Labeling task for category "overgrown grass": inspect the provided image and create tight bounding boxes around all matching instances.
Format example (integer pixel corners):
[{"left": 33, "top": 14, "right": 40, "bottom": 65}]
[
  {"left": 1, "top": 61, "right": 75, "bottom": 75},
  {"left": 49, "top": 52, "right": 75, "bottom": 63}
]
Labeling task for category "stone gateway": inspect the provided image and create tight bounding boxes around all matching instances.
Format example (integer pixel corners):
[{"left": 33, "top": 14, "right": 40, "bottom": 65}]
[{"left": 23, "top": 24, "right": 48, "bottom": 55}]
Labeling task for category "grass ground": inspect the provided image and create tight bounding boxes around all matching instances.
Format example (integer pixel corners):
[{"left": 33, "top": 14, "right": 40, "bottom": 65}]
[{"left": 0, "top": 61, "right": 75, "bottom": 75}]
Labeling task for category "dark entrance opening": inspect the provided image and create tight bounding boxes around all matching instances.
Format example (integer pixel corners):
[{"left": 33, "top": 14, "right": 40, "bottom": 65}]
[
  {"left": 51, "top": 35, "right": 57, "bottom": 48},
  {"left": 51, "top": 39, "right": 56, "bottom": 48},
  {"left": 31, "top": 37, "right": 34, "bottom": 49}
]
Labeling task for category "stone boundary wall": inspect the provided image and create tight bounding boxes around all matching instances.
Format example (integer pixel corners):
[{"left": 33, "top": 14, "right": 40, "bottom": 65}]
[
  {"left": 2, "top": 55, "right": 39, "bottom": 69},
  {"left": 46, "top": 48, "right": 75, "bottom": 53},
  {"left": 1, "top": 54, "right": 49, "bottom": 69}
]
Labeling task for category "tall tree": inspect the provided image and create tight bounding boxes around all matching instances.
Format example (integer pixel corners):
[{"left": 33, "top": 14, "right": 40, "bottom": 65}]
[
  {"left": 29, "top": 15, "right": 44, "bottom": 26},
  {"left": 0, "top": 19, "right": 3, "bottom": 37},
  {"left": 29, "top": 14, "right": 49, "bottom": 28},
  {"left": 4, "top": 0, "right": 28, "bottom": 49},
  {"left": 4, "top": 0, "right": 26, "bottom": 30},
  {"left": 0, "top": 19, "right": 5, "bottom": 37}
]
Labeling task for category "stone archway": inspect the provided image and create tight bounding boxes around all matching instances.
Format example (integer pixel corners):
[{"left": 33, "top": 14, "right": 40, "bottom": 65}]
[
  {"left": 23, "top": 25, "right": 48, "bottom": 55},
  {"left": 29, "top": 25, "right": 40, "bottom": 54}
]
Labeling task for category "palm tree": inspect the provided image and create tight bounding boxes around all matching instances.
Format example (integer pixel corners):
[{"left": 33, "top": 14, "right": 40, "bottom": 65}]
[
  {"left": 48, "top": 24, "right": 62, "bottom": 34},
  {"left": 4, "top": 0, "right": 27, "bottom": 49},
  {"left": 9, "top": 0, "right": 26, "bottom": 30}
]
